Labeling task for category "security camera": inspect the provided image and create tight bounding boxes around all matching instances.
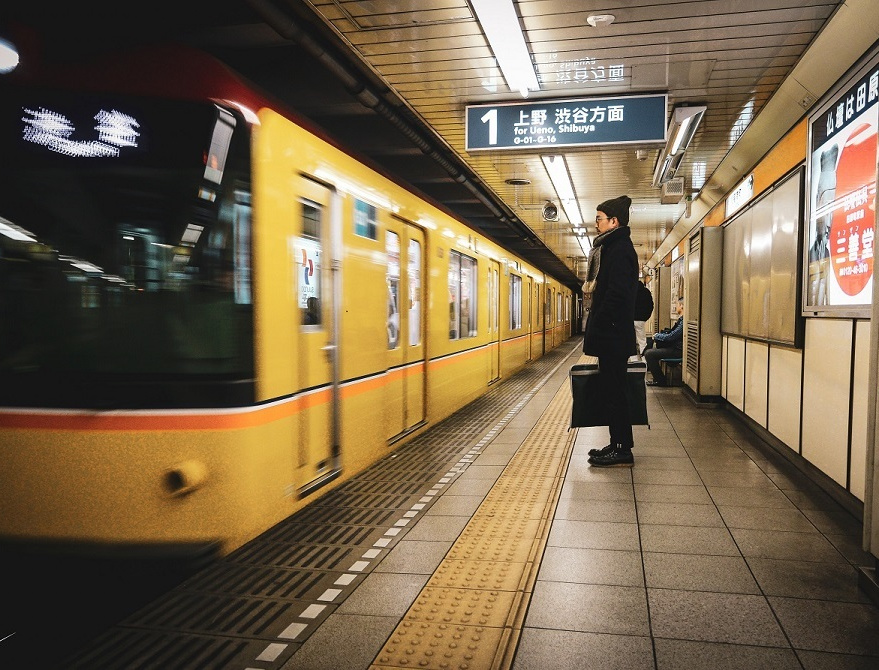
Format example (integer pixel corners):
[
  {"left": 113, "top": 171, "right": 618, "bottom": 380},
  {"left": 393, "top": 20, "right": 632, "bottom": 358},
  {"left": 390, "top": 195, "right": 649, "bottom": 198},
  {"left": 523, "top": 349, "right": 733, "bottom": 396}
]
[{"left": 542, "top": 201, "right": 559, "bottom": 221}]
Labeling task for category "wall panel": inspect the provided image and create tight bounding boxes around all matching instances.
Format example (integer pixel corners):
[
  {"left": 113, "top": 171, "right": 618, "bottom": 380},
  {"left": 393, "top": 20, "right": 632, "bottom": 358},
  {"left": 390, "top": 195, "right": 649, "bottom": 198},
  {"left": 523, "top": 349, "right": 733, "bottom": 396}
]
[
  {"left": 726, "top": 337, "right": 746, "bottom": 411},
  {"left": 745, "top": 341, "right": 769, "bottom": 427},
  {"left": 768, "top": 345, "right": 803, "bottom": 455},
  {"left": 802, "top": 319, "right": 853, "bottom": 486}
]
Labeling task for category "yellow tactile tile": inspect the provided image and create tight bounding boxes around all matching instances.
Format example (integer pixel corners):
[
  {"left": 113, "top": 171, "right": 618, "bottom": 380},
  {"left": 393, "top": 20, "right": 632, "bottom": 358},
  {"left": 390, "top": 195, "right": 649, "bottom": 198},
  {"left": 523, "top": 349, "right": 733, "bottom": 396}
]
[
  {"left": 428, "top": 559, "right": 526, "bottom": 592},
  {"left": 371, "top": 621, "right": 506, "bottom": 670},
  {"left": 370, "top": 375, "right": 577, "bottom": 670},
  {"left": 402, "top": 586, "right": 518, "bottom": 627}
]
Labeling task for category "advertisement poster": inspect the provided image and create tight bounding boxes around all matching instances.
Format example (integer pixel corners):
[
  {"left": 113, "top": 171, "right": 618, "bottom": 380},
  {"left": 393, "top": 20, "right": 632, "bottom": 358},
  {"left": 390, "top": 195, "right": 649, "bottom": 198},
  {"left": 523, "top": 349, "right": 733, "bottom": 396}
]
[{"left": 805, "top": 59, "right": 879, "bottom": 314}]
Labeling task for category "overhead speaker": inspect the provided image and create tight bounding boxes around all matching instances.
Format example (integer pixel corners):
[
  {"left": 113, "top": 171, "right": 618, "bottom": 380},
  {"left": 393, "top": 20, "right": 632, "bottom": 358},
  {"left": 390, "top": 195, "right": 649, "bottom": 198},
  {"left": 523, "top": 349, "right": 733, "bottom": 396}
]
[{"left": 660, "top": 177, "right": 685, "bottom": 204}]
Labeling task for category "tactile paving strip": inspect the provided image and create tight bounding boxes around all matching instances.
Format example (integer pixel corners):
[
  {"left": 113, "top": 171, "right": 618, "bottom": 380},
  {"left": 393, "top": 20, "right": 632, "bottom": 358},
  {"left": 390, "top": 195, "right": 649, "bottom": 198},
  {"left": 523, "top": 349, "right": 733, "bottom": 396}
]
[{"left": 370, "top": 377, "right": 577, "bottom": 670}]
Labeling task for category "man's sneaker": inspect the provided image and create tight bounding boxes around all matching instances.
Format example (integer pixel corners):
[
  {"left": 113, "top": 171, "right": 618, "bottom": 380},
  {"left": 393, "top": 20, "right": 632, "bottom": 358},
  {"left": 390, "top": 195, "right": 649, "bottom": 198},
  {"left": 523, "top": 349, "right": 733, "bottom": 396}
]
[
  {"left": 588, "top": 444, "right": 634, "bottom": 467},
  {"left": 588, "top": 444, "right": 615, "bottom": 457}
]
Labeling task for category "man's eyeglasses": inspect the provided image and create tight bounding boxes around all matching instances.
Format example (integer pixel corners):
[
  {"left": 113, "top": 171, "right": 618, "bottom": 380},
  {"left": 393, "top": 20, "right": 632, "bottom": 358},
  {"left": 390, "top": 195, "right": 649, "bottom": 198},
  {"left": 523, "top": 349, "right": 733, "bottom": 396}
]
[{"left": 595, "top": 216, "right": 614, "bottom": 223}]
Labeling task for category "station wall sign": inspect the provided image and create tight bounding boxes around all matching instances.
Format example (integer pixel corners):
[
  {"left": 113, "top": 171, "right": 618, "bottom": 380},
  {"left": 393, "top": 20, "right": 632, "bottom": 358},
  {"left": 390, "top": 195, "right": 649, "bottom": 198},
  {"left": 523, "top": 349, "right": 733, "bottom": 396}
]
[{"left": 465, "top": 93, "right": 667, "bottom": 151}]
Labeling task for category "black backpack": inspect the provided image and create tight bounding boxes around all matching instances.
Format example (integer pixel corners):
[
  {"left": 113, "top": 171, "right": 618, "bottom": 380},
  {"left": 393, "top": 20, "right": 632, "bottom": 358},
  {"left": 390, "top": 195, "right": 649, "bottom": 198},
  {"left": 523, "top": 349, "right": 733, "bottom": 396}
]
[{"left": 634, "top": 283, "right": 654, "bottom": 321}]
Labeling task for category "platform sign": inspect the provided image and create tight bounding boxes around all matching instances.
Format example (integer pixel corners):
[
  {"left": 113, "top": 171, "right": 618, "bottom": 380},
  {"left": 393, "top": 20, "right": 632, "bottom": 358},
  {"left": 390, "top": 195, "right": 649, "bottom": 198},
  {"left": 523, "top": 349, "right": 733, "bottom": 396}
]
[{"left": 465, "top": 93, "right": 667, "bottom": 151}]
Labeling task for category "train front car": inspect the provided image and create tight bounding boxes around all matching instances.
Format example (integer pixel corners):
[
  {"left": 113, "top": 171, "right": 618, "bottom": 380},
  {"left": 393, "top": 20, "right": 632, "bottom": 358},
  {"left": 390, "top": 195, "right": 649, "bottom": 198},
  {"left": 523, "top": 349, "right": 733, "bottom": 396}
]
[{"left": 0, "top": 51, "right": 271, "bottom": 562}]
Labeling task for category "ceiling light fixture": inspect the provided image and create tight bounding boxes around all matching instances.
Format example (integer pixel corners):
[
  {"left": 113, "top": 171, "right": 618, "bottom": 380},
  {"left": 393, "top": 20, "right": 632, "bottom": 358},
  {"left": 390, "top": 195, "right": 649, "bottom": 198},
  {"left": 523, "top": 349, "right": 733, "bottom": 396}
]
[
  {"left": 652, "top": 105, "right": 707, "bottom": 187},
  {"left": 471, "top": 0, "right": 539, "bottom": 98},
  {"left": 541, "top": 155, "right": 583, "bottom": 225}
]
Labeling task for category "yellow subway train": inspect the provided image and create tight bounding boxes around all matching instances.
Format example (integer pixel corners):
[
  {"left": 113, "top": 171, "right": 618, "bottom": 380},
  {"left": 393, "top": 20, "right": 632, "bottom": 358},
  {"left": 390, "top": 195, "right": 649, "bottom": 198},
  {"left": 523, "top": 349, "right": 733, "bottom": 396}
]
[{"left": 0, "top": 44, "right": 574, "bottom": 563}]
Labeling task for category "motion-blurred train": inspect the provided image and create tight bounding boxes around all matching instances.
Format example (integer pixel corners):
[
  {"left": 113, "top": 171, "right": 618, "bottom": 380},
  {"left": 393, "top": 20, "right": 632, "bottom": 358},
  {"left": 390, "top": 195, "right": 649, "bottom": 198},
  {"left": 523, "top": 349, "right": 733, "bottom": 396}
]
[{"left": 0, "top": 43, "right": 574, "bottom": 564}]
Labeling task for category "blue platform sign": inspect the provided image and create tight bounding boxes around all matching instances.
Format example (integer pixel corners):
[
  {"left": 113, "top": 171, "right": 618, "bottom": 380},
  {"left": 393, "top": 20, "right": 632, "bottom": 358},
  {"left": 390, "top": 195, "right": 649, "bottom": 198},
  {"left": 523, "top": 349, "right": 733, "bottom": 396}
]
[{"left": 465, "top": 93, "right": 667, "bottom": 151}]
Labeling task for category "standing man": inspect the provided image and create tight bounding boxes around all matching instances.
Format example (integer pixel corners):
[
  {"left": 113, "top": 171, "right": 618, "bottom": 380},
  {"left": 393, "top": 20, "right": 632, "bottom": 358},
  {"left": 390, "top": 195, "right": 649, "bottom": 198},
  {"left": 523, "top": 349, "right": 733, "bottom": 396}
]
[{"left": 583, "top": 195, "right": 639, "bottom": 467}]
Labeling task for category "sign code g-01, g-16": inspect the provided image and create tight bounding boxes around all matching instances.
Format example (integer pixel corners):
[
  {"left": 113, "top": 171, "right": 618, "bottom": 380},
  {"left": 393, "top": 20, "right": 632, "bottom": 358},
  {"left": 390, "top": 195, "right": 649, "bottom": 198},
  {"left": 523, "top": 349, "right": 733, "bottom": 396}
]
[{"left": 465, "top": 94, "right": 668, "bottom": 151}]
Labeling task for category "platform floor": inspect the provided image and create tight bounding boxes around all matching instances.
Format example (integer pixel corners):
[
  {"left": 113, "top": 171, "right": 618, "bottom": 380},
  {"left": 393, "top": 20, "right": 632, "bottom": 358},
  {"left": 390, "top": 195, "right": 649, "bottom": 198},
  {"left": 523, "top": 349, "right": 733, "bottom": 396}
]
[{"left": 63, "top": 339, "right": 879, "bottom": 670}]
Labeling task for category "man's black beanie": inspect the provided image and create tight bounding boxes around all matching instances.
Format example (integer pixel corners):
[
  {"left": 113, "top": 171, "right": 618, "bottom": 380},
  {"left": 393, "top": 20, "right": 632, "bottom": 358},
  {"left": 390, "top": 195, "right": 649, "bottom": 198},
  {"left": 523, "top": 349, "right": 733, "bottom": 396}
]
[{"left": 597, "top": 195, "right": 632, "bottom": 226}]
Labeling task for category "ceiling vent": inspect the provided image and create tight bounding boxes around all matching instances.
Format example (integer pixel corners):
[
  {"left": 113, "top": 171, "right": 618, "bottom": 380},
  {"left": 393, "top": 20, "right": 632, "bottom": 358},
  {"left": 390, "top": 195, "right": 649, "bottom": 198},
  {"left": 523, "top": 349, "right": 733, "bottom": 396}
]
[{"left": 660, "top": 177, "right": 685, "bottom": 204}]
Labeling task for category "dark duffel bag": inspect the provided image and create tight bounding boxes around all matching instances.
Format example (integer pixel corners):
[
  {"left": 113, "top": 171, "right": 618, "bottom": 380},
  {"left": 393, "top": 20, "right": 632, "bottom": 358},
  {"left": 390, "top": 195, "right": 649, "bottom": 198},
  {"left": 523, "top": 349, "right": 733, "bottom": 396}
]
[{"left": 569, "top": 361, "right": 649, "bottom": 428}]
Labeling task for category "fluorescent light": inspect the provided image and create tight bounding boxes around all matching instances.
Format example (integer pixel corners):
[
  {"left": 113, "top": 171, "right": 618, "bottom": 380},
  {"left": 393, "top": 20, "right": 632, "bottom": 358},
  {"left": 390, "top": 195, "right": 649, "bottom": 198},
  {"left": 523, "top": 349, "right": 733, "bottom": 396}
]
[
  {"left": 653, "top": 105, "right": 706, "bottom": 186},
  {"left": 471, "top": 0, "right": 539, "bottom": 97},
  {"left": 542, "top": 155, "right": 583, "bottom": 225}
]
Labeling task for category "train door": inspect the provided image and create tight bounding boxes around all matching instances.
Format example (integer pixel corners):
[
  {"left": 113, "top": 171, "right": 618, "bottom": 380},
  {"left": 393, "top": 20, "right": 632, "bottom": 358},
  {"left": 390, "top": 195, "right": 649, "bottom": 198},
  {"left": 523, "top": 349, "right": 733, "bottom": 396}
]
[
  {"left": 489, "top": 260, "right": 501, "bottom": 383},
  {"left": 525, "top": 276, "right": 533, "bottom": 361},
  {"left": 386, "top": 219, "right": 426, "bottom": 442},
  {"left": 296, "top": 177, "right": 339, "bottom": 493}
]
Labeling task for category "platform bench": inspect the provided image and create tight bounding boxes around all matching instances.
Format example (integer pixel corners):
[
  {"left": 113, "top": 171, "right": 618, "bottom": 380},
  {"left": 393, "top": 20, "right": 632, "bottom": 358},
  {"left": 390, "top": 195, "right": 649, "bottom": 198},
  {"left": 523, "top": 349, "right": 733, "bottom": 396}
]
[{"left": 659, "top": 357, "right": 683, "bottom": 386}]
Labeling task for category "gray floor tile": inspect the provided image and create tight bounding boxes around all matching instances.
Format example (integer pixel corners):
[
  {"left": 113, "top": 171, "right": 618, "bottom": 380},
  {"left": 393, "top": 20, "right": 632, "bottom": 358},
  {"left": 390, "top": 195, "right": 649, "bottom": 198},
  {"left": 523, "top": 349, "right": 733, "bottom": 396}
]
[
  {"left": 718, "top": 505, "right": 815, "bottom": 531},
  {"left": 525, "top": 582, "right": 650, "bottom": 635},
  {"left": 636, "top": 501, "right": 725, "bottom": 527},
  {"left": 782, "top": 487, "right": 848, "bottom": 510},
  {"left": 282, "top": 613, "right": 399, "bottom": 670},
  {"left": 453, "top": 464, "right": 506, "bottom": 480},
  {"left": 537, "top": 546, "right": 644, "bottom": 586},
  {"left": 644, "top": 553, "right": 760, "bottom": 593},
  {"left": 648, "top": 589, "right": 788, "bottom": 646},
  {"left": 801, "top": 508, "right": 863, "bottom": 535},
  {"left": 746, "top": 557, "right": 869, "bottom": 601},
  {"left": 444, "top": 476, "right": 495, "bottom": 496},
  {"left": 825, "top": 533, "right": 875, "bottom": 566},
  {"left": 403, "top": 514, "right": 470, "bottom": 541},
  {"left": 553, "top": 497, "right": 637, "bottom": 522},
  {"left": 372, "top": 540, "right": 451, "bottom": 575},
  {"left": 547, "top": 519, "right": 641, "bottom": 551},
  {"left": 798, "top": 649, "right": 879, "bottom": 669},
  {"left": 633, "top": 469, "right": 705, "bottom": 485},
  {"left": 559, "top": 480, "right": 635, "bottom": 502},
  {"left": 640, "top": 524, "right": 740, "bottom": 556},
  {"left": 696, "top": 469, "right": 777, "bottom": 485},
  {"left": 654, "top": 638, "right": 801, "bottom": 670},
  {"left": 513, "top": 628, "right": 655, "bottom": 670},
  {"left": 635, "top": 483, "right": 713, "bottom": 504},
  {"left": 708, "top": 485, "right": 797, "bottom": 508},
  {"left": 770, "top": 596, "right": 879, "bottom": 655},
  {"left": 426, "top": 494, "right": 485, "bottom": 516},
  {"left": 731, "top": 528, "right": 848, "bottom": 563},
  {"left": 336, "top": 572, "right": 428, "bottom": 616}
]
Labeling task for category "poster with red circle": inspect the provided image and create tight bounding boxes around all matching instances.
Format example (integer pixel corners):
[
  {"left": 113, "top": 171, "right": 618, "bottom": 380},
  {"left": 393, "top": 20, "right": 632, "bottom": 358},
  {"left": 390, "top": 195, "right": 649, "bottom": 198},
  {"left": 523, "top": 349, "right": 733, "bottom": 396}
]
[
  {"left": 829, "top": 120, "right": 876, "bottom": 300},
  {"left": 807, "top": 102, "right": 877, "bottom": 310}
]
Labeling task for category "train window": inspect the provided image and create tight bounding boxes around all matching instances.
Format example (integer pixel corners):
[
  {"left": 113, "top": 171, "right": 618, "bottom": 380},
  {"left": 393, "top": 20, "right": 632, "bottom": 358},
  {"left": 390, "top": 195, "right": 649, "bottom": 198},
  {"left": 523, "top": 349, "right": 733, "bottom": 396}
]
[
  {"left": 299, "top": 200, "right": 322, "bottom": 327},
  {"left": 448, "top": 250, "right": 477, "bottom": 339},
  {"left": 387, "top": 231, "right": 400, "bottom": 349},
  {"left": 0, "top": 92, "right": 255, "bottom": 408},
  {"left": 354, "top": 198, "right": 377, "bottom": 240},
  {"left": 510, "top": 274, "right": 522, "bottom": 329},
  {"left": 545, "top": 288, "right": 552, "bottom": 325},
  {"left": 557, "top": 292, "right": 562, "bottom": 322},
  {"left": 408, "top": 239, "right": 421, "bottom": 346}
]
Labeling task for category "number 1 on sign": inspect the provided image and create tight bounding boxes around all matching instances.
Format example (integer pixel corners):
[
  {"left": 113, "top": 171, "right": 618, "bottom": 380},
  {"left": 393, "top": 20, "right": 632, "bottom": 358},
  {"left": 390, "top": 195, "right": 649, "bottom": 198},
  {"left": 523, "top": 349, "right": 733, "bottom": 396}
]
[{"left": 480, "top": 109, "right": 497, "bottom": 146}]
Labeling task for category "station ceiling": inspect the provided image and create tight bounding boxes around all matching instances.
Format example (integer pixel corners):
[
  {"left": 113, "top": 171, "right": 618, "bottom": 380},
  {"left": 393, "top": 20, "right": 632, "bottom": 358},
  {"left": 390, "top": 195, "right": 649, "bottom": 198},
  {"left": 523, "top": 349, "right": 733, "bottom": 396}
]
[{"left": 1, "top": 0, "right": 866, "bottom": 292}]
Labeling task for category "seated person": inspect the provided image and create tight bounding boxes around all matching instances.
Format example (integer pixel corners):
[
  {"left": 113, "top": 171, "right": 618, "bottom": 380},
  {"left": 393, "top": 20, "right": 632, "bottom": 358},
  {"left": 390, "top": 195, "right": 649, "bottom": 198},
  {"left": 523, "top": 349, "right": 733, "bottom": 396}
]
[{"left": 645, "top": 297, "right": 683, "bottom": 386}]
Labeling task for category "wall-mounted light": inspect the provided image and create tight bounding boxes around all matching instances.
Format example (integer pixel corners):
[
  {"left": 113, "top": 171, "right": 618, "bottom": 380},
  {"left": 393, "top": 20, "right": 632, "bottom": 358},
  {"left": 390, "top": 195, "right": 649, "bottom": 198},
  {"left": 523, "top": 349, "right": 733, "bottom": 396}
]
[
  {"left": 471, "top": 0, "right": 539, "bottom": 98},
  {"left": 652, "top": 105, "right": 706, "bottom": 187},
  {"left": 541, "top": 155, "right": 583, "bottom": 225}
]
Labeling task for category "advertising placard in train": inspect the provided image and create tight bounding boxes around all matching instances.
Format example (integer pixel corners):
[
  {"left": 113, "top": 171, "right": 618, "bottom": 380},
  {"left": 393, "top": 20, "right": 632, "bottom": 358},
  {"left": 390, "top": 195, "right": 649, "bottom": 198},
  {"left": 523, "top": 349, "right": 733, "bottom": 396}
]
[
  {"left": 805, "top": 46, "right": 879, "bottom": 316},
  {"left": 465, "top": 93, "right": 667, "bottom": 151}
]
